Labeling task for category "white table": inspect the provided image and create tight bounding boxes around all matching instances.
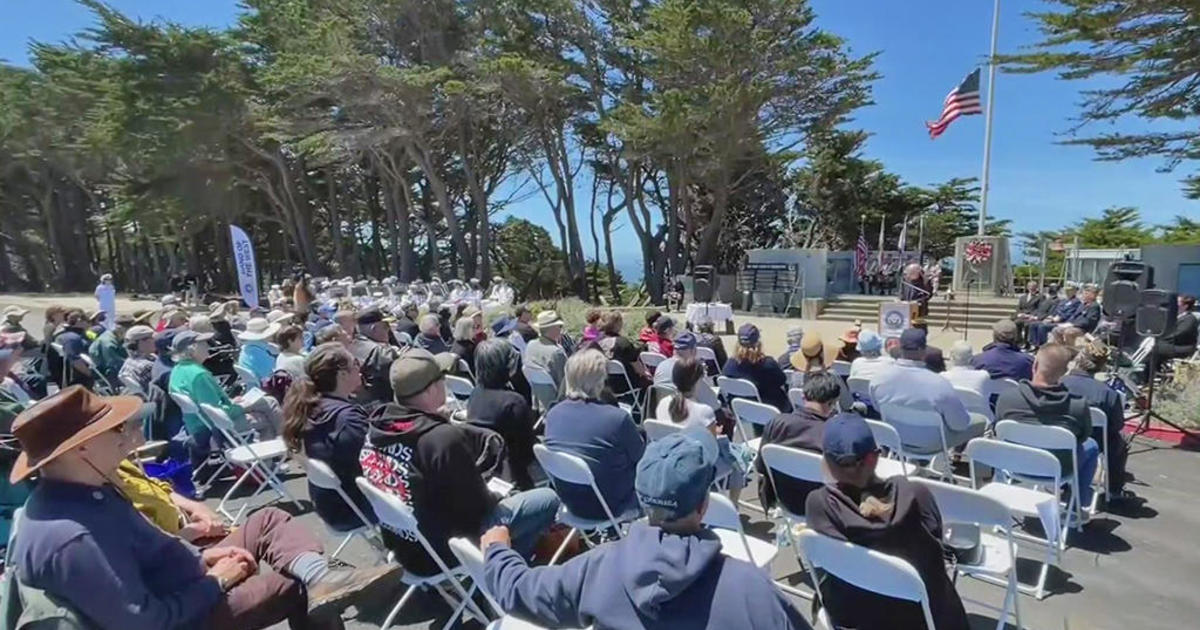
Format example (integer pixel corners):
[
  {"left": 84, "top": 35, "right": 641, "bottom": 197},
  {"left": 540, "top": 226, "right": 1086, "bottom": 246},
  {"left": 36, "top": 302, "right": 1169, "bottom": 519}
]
[{"left": 686, "top": 302, "right": 734, "bottom": 327}]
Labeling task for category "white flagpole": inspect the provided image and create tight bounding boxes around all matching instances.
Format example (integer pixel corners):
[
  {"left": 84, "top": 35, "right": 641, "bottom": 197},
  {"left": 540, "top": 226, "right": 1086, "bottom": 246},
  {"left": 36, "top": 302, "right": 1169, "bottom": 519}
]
[
  {"left": 978, "top": 0, "right": 1001, "bottom": 236},
  {"left": 877, "top": 215, "right": 885, "bottom": 266}
]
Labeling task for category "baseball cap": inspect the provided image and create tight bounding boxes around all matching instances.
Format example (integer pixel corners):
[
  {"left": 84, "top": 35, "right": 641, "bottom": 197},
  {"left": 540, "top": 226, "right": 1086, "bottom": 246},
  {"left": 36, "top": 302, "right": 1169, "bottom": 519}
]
[
  {"left": 737, "top": 323, "right": 760, "bottom": 347},
  {"left": 857, "top": 330, "right": 882, "bottom": 353},
  {"left": 170, "top": 330, "right": 214, "bottom": 354},
  {"left": 822, "top": 413, "right": 878, "bottom": 465},
  {"left": 635, "top": 430, "right": 718, "bottom": 521},
  {"left": 389, "top": 347, "right": 458, "bottom": 399},
  {"left": 674, "top": 331, "right": 697, "bottom": 351},
  {"left": 356, "top": 308, "right": 385, "bottom": 326},
  {"left": 900, "top": 328, "right": 927, "bottom": 351},
  {"left": 125, "top": 325, "right": 155, "bottom": 342}
]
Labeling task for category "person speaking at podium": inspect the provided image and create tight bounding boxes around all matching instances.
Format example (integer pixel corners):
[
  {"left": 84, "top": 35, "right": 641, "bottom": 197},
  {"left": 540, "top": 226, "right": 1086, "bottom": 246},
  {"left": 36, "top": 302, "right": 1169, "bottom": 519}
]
[{"left": 899, "top": 264, "right": 933, "bottom": 317}]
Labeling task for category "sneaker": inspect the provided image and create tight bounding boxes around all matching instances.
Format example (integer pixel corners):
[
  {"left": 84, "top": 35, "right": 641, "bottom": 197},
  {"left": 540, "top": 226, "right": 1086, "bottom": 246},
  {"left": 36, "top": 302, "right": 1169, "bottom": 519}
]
[{"left": 306, "top": 563, "right": 402, "bottom": 617}]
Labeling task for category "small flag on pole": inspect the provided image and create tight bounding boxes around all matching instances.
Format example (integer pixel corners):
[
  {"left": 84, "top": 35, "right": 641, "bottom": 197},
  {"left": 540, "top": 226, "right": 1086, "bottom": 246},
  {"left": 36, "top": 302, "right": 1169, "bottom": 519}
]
[
  {"left": 926, "top": 68, "right": 983, "bottom": 139},
  {"left": 854, "top": 231, "right": 869, "bottom": 279},
  {"left": 897, "top": 213, "right": 909, "bottom": 252}
]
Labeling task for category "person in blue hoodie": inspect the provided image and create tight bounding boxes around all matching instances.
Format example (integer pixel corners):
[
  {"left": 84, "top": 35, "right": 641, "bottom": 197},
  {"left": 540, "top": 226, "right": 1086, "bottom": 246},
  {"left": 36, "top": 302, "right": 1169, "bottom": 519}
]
[
  {"left": 237, "top": 317, "right": 282, "bottom": 382},
  {"left": 481, "top": 430, "right": 810, "bottom": 630}
]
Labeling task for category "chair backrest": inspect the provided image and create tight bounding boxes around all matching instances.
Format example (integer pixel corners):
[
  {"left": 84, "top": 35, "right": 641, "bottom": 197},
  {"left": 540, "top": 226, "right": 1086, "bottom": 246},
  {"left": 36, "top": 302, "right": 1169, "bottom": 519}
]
[
  {"left": 984, "top": 377, "right": 1020, "bottom": 402},
  {"left": 643, "top": 418, "right": 684, "bottom": 441},
  {"left": 169, "top": 391, "right": 199, "bottom": 416},
  {"left": 121, "top": 375, "right": 146, "bottom": 397},
  {"left": 355, "top": 476, "right": 461, "bottom": 579},
  {"left": 447, "top": 537, "right": 503, "bottom": 615},
  {"left": 797, "top": 529, "right": 937, "bottom": 630},
  {"left": 878, "top": 403, "right": 949, "bottom": 453},
  {"left": 639, "top": 352, "right": 667, "bottom": 369},
  {"left": 864, "top": 419, "right": 903, "bottom": 454},
  {"left": 523, "top": 364, "right": 555, "bottom": 387},
  {"left": 994, "top": 419, "right": 1076, "bottom": 452},
  {"left": 846, "top": 376, "right": 872, "bottom": 398},
  {"left": 954, "top": 387, "right": 993, "bottom": 420},
  {"left": 831, "top": 360, "right": 852, "bottom": 378},
  {"left": 605, "top": 360, "right": 629, "bottom": 377},
  {"left": 445, "top": 374, "right": 476, "bottom": 400},
  {"left": 965, "top": 437, "right": 1061, "bottom": 485},
  {"left": 79, "top": 354, "right": 97, "bottom": 369},
  {"left": 1089, "top": 406, "right": 1107, "bottom": 431},
  {"left": 759, "top": 444, "right": 825, "bottom": 484},
  {"left": 696, "top": 346, "right": 717, "bottom": 362},
  {"left": 731, "top": 398, "right": 779, "bottom": 428},
  {"left": 649, "top": 383, "right": 678, "bottom": 413},
  {"left": 532, "top": 444, "right": 624, "bottom": 531},
  {"left": 701, "top": 491, "right": 743, "bottom": 532},
  {"left": 233, "top": 364, "right": 259, "bottom": 390},
  {"left": 717, "top": 376, "right": 760, "bottom": 402},
  {"left": 909, "top": 477, "right": 1011, "bottom": 530},
  {"left": 787, "top": 387, "right": 805, "bottom": 411},
  {"left": 457, "top": 358, "right": 473, "bottom": 379},
  {"left": 302, "top": 456, "right": 343, "bottom": 490},
  {"left": 198, "top": 403, "right": 243, "bottom": 445}
]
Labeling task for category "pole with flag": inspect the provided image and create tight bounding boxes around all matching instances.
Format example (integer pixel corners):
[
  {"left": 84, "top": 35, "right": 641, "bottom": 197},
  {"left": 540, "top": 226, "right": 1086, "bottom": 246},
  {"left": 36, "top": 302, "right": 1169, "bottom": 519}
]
[
  {"left": 978, "top": 0, "right": 1001, "bottom": 235},
  {"left": 855, "top": 216, "right": 869, "bottom": 289},
  {"left": 877, "top": 215, "right": 886, "bottom": 266},
  {"left": 917, "top": 213, "right": 926, "bottom": 262},
  {"left": 897, "top": 213, "right": 909, "bottom": 256}
]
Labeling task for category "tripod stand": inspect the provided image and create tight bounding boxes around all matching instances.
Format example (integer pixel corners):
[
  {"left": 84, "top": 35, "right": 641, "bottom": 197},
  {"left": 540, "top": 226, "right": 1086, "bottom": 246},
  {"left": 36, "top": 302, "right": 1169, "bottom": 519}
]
[{"left": 1127, "top": 342, "right": 1199, "bottom": 446}]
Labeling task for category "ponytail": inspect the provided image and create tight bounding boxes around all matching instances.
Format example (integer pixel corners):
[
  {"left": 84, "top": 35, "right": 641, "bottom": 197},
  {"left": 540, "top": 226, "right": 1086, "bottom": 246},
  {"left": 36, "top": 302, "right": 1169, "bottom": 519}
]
[
  {"left": 668, "top": 356, "right": 706, "bottom": 425},
  {"left": 282, "top": 378, "right": 319, "bottom": 452},
  {"left": 668, "top": 392, "right": 690, "bottom": 424}
]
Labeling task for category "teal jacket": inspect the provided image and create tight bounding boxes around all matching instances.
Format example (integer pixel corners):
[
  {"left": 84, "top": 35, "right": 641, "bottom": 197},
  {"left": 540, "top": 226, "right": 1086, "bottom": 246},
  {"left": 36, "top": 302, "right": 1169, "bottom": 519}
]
[
  {"left": 88, "top": 331, "right": 127, "bottom": 386},
  {"left": 168, "top": 359, "right": 246, "bottom": 435}
]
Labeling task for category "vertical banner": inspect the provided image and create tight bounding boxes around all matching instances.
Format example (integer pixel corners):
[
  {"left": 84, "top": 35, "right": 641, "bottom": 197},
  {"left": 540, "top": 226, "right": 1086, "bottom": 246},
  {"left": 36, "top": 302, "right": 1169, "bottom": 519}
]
[{"left": 229, "top": 225, "right": 260, "bottom": 310}]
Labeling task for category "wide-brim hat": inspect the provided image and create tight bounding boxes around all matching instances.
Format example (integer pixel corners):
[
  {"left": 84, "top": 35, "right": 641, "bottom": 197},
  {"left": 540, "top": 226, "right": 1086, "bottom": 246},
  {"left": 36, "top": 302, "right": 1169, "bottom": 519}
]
[
  {"left": 132, "top": 310, "right": 155, "bottom": 325},
  {"left": 237, "top": 318, "right": 281, "bottom": 342},
  {"left": 2, "top": 306, "right": 29, "bottom": 320},
  {"left": 534, "top": 310, "right": 564, "bottom": 331},
  {"left": 10, "top": 386, "right": 143, "bottom": 482}
]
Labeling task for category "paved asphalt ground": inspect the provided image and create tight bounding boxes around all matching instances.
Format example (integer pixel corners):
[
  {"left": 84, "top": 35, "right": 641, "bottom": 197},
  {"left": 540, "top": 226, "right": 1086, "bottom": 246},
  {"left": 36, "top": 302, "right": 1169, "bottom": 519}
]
[{"left": 3, "top": 293, "right": 1196, "bottom": 629}]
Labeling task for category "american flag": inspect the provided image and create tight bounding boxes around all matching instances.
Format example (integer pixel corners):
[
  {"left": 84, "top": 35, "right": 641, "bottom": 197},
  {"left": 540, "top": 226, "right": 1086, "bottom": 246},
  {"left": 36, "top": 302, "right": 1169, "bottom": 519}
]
[
  {"left": 926, "top": 68, "right": 983, "bottom": 139},
  {"left": 854, "top": 231, "right": 869, "bottom": 279}
]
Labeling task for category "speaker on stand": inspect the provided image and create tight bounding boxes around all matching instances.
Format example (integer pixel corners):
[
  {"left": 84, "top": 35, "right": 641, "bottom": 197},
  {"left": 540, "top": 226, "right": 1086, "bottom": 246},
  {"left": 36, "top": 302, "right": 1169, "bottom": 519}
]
[
  {"left": 693, "top": 265, "right": 717, "bottom": 304},
  {"left": 1129, "top": 286, "right": 1196, "bottom": 442}
]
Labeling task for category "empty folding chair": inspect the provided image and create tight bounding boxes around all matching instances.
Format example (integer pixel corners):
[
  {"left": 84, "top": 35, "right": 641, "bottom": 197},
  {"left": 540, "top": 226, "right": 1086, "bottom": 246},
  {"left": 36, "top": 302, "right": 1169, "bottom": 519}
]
[
  {"left": 301, "top": 456, "right": 384, "bottom": 562},
  {"left": 911, "top": 478, "right": 1022, "bottom": 630},
  {"left": 702, "top": 492, "right": 778, "bottom": 570},
  {"left": 199, "top": 403, "right": 302, "bottom": 524},
  {"left": 605, "top": 360, "right": 643, "bottom": 417},
  {"left": 796, "top": 529, "right": 936, "bottom": 630},
  {"left": 965, "top": 437, "right": 1065, "bottom": 600},
  {"left": 356, "top": 479, "right": 489, "bottom": 630},
  {"left": 533, "top": 444, "right": 641, "bottom": 565},
  {"left": 994, "top": 419, "right": 1087, "bottom": 527}
]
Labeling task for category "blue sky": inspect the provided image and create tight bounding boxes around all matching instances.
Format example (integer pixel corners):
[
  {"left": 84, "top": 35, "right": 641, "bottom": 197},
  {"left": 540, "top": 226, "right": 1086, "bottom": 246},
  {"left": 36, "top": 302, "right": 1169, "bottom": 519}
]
[{"left": 5, "top": 0, "right": 1196, "bottom": 280}]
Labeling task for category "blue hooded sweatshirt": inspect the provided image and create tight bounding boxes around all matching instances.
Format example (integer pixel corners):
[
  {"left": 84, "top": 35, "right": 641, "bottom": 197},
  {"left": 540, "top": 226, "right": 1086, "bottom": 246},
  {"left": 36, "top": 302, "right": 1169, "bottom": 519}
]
[{"left": 484, "top": 522, "right": 810, "bottom": 630}]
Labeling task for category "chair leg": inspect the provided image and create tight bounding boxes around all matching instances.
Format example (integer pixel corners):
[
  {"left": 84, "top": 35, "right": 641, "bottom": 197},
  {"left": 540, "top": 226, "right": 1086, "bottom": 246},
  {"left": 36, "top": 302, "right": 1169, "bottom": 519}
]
[
  {"left": 1011, "top": 569, "right": 1023, "bottom": 629},
  {"left": 216, "top": 465, "right": 256, "bottom": 522},
  {"left": 548, "top": 528, "right": 577, "bottom": 566},
  {"left": 329, "top": 532, "right": 355, "bottom": 562},
  {"left": 380, "top": 583, "right": 419, "bottom": 630}
]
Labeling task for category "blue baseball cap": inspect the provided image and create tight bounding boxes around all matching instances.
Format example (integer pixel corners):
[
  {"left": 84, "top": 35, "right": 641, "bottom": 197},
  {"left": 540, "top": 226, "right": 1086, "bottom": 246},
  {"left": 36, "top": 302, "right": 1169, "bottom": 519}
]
[
  {"left": 674, "top": 331, "right": 697, "bottom": 351},
  {"left": 737, "top": 323, "right": 760, "bottom": 347},
  {"left": 170, "top": 330, "right": 214, "bottom": 354},
  {"left": 635, "top": 430, "right": 718, "bottom": 521},
  {"left": 822, "top": 413, "right": 878, "bottom": 465},
  {"left": 857, "top": 329, "right": 882, "bottom": 353},
  {"left": 900, "top": 328, "right": 927, "bottom": 351}
]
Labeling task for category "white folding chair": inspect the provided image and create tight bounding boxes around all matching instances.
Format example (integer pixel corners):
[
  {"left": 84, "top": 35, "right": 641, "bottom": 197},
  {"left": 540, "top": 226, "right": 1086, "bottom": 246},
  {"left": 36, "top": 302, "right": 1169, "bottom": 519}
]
[
  {"left": 523, "top": 364, "right": 558, "bottom": 427},
  {"left": 783, "top": 368, "right": 805, "bottom": 389},
  {"left": 846, "top": 376, "right": 872, "bottom": 400},
  {"left": 356, "top": 479, "right": 489, "bottom": 630},
  {"left": 830, "top": 360, "right": 852, "bottom": 378},
  {"left": 639, "top": 351, "right": 667, "bottom": 372},
  {"left": 300, "top": 456, "right": 384, "bottom": 561},
  {"left": 233, "top": 364, "right": 259, "bottom": 391},
  {"left": 797, "top": 530, "right": 936, "bottom": 630},
  {"left": 984, "top": 377, "right": 1020, "bottom": 406},
  {"left": 80, "top": 354, "right": 116, "bottom": 395},
  {"left": 199, "top": 403, "right": 302, "bottom": 524},
  {"left": 606, "top": 360, "right": 643, "bottom": 416},
  {"left": 643, "top": 418, "right": 684, "bottom": 441},
  {"left": 758, "top": 443, "right": 824, "bottom": 600},
  {"left": 648, "top": 383, "right": 678, "bottom": 414},
  {"left": 966, "top": 437, "right": 1065, "bottom": 600},
  {"left": 911, "top": 478, "right": 1022, "bottom": 630},
  {"left": 49, "top": 341, "right": 69, "bottom": 389},
  {"left": 876, "top": 402, "right": 953, "bottom": 480},
  {"left": 702, "top": 492, "right": 778, "bottom": 570},
  {"left": 121, "top": 375, "right": 147, "bottom": 397},
  {"left": 696, "top": 346, "right": 719, "bottom": 376},
  {"left": 863, "top": 419, "right": 919, "bottom": 479},
  {"left": 717, "top": 376, "right": 761, "bottom": 404},
  {"left": 995, "top": 420, "right": 1086, "bottom": 527},
  {"left": 533, "top": 444, "right": 640, "bottom": 565},
  {"left": 1089, "top": 406, "right": 1110, "bottom": 504},
  {"left": 954, "top": 387, "right": 995, "bottom": 423},
  {"left": 445, "top": 374, "right": 476, "bottom": 405},
  {"left": 787, "top": 387, "right": 805, "bottom": 411},
  {"left": 170, "top": 391, "right": 230, "bottom": 493},
  {"left": 458, "top": 358, "right": 474, "bottom": 381},
  {"left": 729, "top": 398, "right": 777, "bottom": 454}
]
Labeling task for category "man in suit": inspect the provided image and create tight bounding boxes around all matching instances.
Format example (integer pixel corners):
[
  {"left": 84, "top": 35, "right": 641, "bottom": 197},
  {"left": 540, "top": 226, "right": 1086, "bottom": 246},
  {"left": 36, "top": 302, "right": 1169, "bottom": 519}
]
[
  {"left": 900, "top": 264, "right": 933, "bottom": 317},
  {"left": 1155, "top": 294, "right": 1199, "bottom": 362},
  {"left": 1065, "top": 285, "right": 1102, "bottom": 333},
  {"left": 1029, "top": 284, "right": 1080, "bottom": 347},
  {"left": 1014, "top": 281, "right": 1044, "bottom": 348}
]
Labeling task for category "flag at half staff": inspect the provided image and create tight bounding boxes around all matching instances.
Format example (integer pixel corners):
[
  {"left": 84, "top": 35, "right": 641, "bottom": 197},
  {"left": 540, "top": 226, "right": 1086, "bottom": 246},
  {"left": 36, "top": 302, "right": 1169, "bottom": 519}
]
[{"left": 926, "top": 68, "right": 983, "bottom": 139}]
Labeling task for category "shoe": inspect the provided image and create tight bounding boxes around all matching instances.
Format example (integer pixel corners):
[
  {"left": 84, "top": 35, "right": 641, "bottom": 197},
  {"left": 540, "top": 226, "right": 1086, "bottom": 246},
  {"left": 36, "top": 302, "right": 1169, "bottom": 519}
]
[{"left": 306, "top": 563, "right": 402, "bottom": 617}]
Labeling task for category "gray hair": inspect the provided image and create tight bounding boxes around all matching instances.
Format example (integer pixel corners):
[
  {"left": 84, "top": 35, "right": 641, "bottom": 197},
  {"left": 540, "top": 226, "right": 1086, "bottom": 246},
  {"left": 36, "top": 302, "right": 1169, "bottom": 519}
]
[
  {"left": 949, "top": 340, "right": 973, "bottom": 367},
  {"left": 992, "top": 318, "right": 1018, "bottom": 344},
  {"left": 564, "top": 349, "right": 609, "bottom": 400},
  {"left": 475, "top": 339, "right": 518, "bottom": 389},
  {"left": 786, "top": 326, "right": 804, "bottom": 345},
  {"left": 452, "top": 316, "right": 476, "bottom": 342},
  {"left": 188, "top": 315, "right": 213, "bottom": 334},
  {"left": 419, "top": 313, "right": 440, "bottom": 335}
]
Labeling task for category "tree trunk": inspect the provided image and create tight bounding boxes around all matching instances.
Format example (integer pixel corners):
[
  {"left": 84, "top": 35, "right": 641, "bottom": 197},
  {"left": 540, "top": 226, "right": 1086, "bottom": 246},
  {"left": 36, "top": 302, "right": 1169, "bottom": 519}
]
[
  {"left": 695, "top": 169, "right": 731, "bottom": 267},
  {"left": 326, "top": 170, "right": 349, "bottom": 277},
  {"left": 405, "top": 141, "right": 469, "bottom": 278}
]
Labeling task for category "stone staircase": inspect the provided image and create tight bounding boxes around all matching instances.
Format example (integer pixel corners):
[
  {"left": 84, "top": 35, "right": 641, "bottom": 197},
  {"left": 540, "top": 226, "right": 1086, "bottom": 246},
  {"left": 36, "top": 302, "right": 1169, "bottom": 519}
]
[{"left": 818, "top": 293, "right": 1018, "bottom": 331}]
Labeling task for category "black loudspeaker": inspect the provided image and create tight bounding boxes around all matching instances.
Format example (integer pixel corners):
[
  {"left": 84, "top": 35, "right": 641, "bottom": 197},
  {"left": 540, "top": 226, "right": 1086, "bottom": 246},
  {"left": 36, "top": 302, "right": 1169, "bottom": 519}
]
[
  {"left": 693, "top": 265, "right": 717, "bottom": 303},
  {"left": 1103, "top": 261, "right": 1154, "bottom": 318},
  {"left": 1136, "top": 289, "right": 1177, "bottom": 337}
]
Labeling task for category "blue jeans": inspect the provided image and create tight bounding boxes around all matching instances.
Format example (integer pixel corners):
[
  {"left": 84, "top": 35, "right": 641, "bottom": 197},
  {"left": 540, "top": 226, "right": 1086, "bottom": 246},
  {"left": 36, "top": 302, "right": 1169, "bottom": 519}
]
[
  {"left": 483, "top": 488, "right": 561, "bottom": 559},
  {"left": 1077, "top": 438, "right": 1100, "bottom": 507}
]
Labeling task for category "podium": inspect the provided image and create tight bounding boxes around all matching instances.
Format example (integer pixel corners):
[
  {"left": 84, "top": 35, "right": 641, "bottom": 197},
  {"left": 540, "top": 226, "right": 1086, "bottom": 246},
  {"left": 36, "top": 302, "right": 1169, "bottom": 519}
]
[{"left": 879, "top": 301, "right": 920, "bottom": 339}]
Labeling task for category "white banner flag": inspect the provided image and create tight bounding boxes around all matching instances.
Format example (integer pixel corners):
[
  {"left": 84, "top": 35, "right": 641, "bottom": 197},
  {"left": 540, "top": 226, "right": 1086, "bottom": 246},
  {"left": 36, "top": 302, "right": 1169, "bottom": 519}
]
[{"left": 229, "top": 225, "right": 260, "bottom": 310}]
